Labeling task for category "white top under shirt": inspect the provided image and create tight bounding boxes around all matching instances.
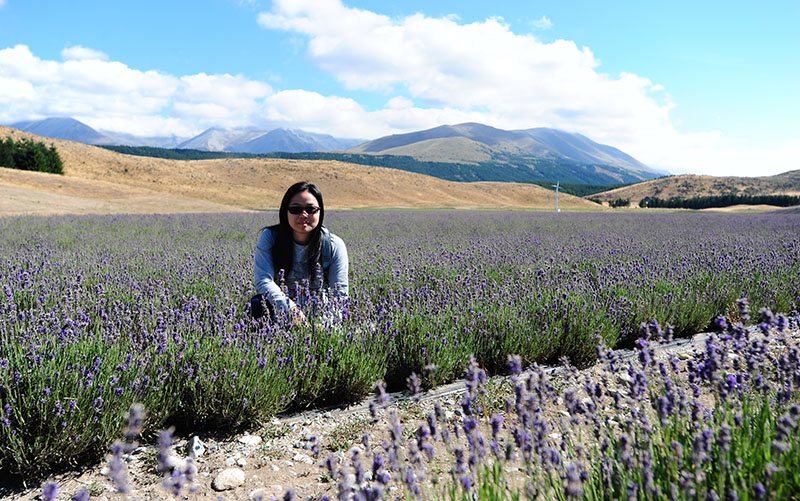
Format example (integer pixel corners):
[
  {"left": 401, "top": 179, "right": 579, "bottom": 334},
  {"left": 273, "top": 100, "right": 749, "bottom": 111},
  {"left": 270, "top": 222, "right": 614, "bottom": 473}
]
[{"left": 253, "top": 228, "right": 349, "bottom": 313}]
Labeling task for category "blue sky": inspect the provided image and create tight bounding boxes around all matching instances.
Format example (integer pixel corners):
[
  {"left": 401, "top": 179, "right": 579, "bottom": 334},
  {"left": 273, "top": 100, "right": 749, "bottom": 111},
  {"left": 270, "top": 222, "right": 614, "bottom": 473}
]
[{"left": 0, "top": 0, "right": 797, "bottom": 176}]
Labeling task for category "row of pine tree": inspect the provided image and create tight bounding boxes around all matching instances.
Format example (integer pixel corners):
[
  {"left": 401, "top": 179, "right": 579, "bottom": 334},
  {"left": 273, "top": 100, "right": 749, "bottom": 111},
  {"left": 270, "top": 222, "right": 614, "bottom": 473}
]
[{"left": 0, "top": 137, "right": 64, "bottom": 174}]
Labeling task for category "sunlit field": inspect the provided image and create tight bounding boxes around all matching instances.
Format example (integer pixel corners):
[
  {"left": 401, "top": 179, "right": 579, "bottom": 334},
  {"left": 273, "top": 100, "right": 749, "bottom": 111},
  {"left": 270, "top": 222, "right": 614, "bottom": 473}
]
[{"left": 1, "top": 211, "right": 799, "bottom": 498}]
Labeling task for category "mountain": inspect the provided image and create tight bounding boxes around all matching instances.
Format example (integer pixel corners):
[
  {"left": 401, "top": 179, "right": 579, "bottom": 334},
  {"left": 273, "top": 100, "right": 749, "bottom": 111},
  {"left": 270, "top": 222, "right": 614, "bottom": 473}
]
[
  {"left": 176, "top": 127, "right": 265, "bottom": 151},
  {"left": 8, "top": 117, "right": 185, "bottom": 148},
  {"left": 348, "top": 122, "right": 662, "bottom": 185},
  {"left": 0, "top": 125, "right": 602, "bottom": 213},
  {"left": 231, "top": 128, "right": 362, "bottom": 153},
  {"left": 175, "top": 127, "right": 362, "bottom": 153},
  {"left": 519, "top": 128, "right": 653, "bottom": 176},
  {"left": 7, "top": 118, "right": 362, "bottom": 154},
  {"left": 587, "top": 171, "right": 800, "bottom": 205},
  {"left": 10, "top": 117, "right": 116, "bottom": 145}
]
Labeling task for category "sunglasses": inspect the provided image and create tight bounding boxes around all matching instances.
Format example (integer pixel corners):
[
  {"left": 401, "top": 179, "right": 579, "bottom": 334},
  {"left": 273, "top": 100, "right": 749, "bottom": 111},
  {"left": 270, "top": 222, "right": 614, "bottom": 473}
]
[{"left": 287, "top": 205, "right": 320, "bottom": 215}]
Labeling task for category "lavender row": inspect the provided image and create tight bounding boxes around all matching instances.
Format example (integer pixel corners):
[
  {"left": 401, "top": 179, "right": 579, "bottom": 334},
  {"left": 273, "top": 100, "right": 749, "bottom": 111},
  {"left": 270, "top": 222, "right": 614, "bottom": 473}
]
[
  {"left": 42, "top": 302, "right": 800, "bottom": 500},
  {"left": 297, "top": 303, "right": 800, "bottom": 500},
  {"left": 1, "top": 211, "right": 799, "bottom": 479}
]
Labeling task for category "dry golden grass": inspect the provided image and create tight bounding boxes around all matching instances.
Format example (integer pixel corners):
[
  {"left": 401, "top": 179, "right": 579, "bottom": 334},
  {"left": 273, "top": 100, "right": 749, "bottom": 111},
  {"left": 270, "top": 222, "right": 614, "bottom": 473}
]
[
  {"left": 367, "top": 136, "right": 494, "bottom": 164},
  {"left": 1, "top": 126, "right": 601, "bottom": 215},
  {"left": 589, "top": 171, "right": 800, "bottom": 205}
]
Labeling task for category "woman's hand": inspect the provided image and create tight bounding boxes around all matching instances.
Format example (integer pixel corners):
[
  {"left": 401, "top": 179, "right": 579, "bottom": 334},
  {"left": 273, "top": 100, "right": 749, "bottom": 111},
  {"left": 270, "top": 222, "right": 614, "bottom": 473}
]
[{"left": 290, "top": 306, "right": 308, "bottom": 327}]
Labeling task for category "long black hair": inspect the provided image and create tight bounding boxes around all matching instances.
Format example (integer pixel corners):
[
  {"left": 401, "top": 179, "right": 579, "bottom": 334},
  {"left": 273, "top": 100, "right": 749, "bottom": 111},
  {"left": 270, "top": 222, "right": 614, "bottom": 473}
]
[{"left": 267, "top": 181, "right": 326, "bottom": 282}]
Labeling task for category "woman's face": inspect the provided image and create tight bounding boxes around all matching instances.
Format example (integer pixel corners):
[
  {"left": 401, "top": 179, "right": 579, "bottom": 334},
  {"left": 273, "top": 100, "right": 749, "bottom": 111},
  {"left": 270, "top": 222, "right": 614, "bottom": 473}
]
[{"left": 287, "top": 190, "right": 321, "bottom": 244}]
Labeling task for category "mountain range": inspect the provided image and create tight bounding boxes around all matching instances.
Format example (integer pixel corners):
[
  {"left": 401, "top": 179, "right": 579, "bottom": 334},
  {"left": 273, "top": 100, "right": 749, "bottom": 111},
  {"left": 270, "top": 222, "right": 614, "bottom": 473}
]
[
  {"left": 6, "top": 117, "right": 663, "bottom": 185},
  {"left": 349, "top": 122, "right": 661, "bottom": 182},
  {"left": 8, "top": 117, "right": 362, "bottom": 153}
]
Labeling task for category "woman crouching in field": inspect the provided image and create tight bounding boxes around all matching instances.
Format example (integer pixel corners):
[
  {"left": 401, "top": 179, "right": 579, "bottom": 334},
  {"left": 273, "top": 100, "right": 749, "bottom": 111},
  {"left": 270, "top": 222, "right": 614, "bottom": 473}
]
[{"left": 251, "top": 181, "right": 349, "bottom": 325}]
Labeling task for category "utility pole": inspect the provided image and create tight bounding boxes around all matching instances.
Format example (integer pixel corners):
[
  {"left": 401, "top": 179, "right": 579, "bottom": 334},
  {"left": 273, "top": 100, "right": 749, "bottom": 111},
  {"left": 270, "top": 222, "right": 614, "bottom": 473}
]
[{"left": 552, "top": 181, "right": 560, "bottom": 212}]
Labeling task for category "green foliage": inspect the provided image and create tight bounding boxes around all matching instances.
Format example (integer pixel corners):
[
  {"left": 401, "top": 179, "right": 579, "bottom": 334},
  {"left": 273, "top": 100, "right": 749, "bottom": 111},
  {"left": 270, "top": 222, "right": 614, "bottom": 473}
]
[
  {"left": 609, "top": 198, "right": 631, "bottom": 208},
  {"left": 2, "top": 212, "right": 799, "bottom": 482},
  {"left": 643, "top": 194, "right": 800, "bottom": 209},
  {"left": 100, "top": 145, "right": 249, "bottom": 160},
  {"left": 0, "top": 137, "right": 64, "bottom": 174}
]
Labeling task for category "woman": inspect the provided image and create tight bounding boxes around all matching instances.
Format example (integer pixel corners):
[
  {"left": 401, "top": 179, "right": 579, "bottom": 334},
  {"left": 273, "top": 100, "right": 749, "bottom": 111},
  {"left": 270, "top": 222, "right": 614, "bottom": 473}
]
[{"left": 251, "top": 181, "right": 348, "bottom": 324}]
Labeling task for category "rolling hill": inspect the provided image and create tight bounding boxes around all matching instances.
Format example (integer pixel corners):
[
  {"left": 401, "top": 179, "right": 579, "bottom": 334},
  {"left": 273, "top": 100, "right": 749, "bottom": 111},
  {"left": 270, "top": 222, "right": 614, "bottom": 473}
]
[
  {"left": 588, "top": 172, "right": 800, "bottom": 205},
  {"left": 0, "top": 125, "right": 600, "bottom": 215},
  {"left": 348, "top": 122, "right": 663, "bottom": 185}
]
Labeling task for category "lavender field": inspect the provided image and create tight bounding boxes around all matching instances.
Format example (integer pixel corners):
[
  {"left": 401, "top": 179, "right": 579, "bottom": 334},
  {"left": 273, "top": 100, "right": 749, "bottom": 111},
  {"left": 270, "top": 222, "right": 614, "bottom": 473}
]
[{"left": 1, "top": 210, "right": 799, "bottom": 486}]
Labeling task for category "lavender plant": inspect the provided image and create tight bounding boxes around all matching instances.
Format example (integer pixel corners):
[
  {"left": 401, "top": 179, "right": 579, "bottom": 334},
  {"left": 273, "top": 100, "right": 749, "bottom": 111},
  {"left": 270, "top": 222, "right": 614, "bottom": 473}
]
[
  {"left": 312, "top": 310, "right": 799, "bottom": 500},
  {"left": 1, "top": 210, "right": 798, "bottom": 482}
]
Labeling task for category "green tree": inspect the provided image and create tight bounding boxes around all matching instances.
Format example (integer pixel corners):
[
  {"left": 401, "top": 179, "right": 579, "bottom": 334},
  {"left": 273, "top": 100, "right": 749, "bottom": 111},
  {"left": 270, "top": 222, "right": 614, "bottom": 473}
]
[
  {"left": 44, "top": 145, "right": 64, "bottom": 174},
  {"left": 0, "top": 138, "right": 16, "bottom": 169},
  {"left": 1, "top": 137, "right": 65, "bottom": 174}
]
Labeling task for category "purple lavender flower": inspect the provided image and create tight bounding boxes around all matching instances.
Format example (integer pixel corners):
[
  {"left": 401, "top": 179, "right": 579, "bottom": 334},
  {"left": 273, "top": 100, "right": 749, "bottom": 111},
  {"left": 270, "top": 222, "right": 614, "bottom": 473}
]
[
  {"left": 406, "top": 372, "right": 421, "bottom": 400},
  {"left": 156, "top": 426, "right": 175, "bottom": 473},
  {"left": 507, "top": 354, "right": 522, "bottom": 376},
  {"left": 41, "top": 482, "right": 59, "bottom": 501},
  {"left": 72, "top": 489, "right": 90, "bottom": 501},
  {"left": 108, "top": 441, "right": 129, "bottom": 493},
  {"left": 563, "top": 462, "right": 584, "bottom": 498},
  {"left": 753, "top": 482, "right": 766, "bottom": 500},
  {"left": 490, "top": 414, "right": 504, "bottom": 438},
  {"left": 124, "top": 403, "right": 144, "bottom": 441}
]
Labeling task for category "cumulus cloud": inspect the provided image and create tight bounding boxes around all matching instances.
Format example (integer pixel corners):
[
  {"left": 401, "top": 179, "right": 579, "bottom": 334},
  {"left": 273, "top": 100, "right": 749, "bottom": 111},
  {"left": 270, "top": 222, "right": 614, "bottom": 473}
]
[
  {"left": 257, "top": 0, "right": 734, "bottom": 174},
  {"left": 0, "top": 1, "right": 791, "bottom": 178},
  {"left": 261, "top": 89, "right": 494, "bottom": 139},
  {"left": 0, "top": 44, "right": 272, "bottom": 136},
  {"left": 61, "top": 45, "right": 109, "bottom": 61}
]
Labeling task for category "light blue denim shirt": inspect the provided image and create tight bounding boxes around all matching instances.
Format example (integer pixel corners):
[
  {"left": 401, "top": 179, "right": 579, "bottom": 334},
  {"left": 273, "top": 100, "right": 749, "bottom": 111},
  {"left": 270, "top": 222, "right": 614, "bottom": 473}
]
[{"left": 254, "top": 228, "right": 349, "bottom": 312}]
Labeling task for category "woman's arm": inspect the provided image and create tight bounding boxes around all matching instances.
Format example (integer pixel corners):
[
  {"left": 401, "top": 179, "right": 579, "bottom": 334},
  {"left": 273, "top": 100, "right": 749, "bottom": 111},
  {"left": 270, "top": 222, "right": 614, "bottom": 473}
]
[
  {"left": 254, "top": 228, "right": 296, "bottom": 312},
  {"left": 328, "top": 233, "right": 349, "bottom": 297}
]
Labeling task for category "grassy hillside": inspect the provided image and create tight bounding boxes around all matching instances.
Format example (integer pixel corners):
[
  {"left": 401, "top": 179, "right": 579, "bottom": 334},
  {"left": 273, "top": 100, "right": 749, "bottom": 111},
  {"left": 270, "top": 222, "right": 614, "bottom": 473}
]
[
  {"left": 100, "top": 145, "right": 645, "bottom": 186},
  {"left": 589, "top": 171, "right": 800, "bottom": 206},
  {"left": 1, "top": 125, "right": 603, "bottom": 213}
]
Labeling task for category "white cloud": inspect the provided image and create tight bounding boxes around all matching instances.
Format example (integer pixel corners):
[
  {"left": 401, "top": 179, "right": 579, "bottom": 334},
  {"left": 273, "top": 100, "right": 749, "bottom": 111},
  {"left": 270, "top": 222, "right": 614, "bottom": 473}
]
[
  {"left": 531, "top": 16, "right": 553, "bottom": 30},
  {"left": 256, "top": 0, "right": 792, "bottom": 176},
  {"left": 61, "top": 45, "right": 109, "bottom": 61},
  {"left": 256, "top": 1, "right": 681, "bottom": 161},
  {"left": 0, "top": 0, "right": 792, "bottom": 179},
  {"left": 0, "top": 44, "right": 272, "bottom": 137},
  {"left": 386, "top": 96, "right": 414, "bottom": 109},
  {"left": 261, "top": 89, "right": 497, "bottom": 139}
]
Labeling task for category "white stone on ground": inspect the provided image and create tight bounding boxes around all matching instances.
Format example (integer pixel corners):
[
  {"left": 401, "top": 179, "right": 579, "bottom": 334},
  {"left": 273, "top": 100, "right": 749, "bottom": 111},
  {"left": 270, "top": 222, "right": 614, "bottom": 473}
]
[
  {"left": 250, "top": 488, "right": 268, "bottom": 499},
  {"left": 165, "top": 455, "right": 187, "bottom": 471},
  {"left": 212, "top": 468, "right": 245, "bottom": 491},
  {"left": 292, "top": 453, "right": 314, "bottom": 465},
  {"left": 238, "top": 434, "right": 262, "bottom": 446},
  {"left": 186, "top": 436, "right": 206, "bottom": 458}
]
